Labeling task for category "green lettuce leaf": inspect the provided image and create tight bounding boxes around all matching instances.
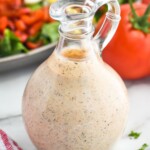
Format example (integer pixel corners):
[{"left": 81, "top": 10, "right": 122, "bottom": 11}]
[
  {"left": 41, "top": 22, "right": 60, "bottom": 43},
  {"left": 0, "top": 29, "right": 28, "bottom": 57},
  {"left": 26, "top": 2, "right": 43, "bottom": 11},
  {"left": 27, "top": 22, "right": 60, "bottom": 45}
]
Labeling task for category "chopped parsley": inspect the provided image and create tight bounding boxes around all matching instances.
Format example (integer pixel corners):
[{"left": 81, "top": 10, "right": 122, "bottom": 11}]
[
  {"left": 139, "top": 143, "right": 149, "bottom": 150},
  {"left": 128, "top": 131, "right": 141, "bottom": 139}
]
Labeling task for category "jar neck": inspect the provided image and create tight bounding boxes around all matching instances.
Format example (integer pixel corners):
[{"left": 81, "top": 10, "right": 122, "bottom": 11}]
[
  {"left": 59, "top": 24, "right": 94, "bottom": 40},
  {"left": 55, "top": 25, "right": 96, "bottom": 60}
]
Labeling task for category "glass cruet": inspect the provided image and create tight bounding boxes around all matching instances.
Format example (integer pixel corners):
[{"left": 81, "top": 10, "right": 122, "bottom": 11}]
[{"left": 22, "top": 0, "right": 129, "bottom": 150}]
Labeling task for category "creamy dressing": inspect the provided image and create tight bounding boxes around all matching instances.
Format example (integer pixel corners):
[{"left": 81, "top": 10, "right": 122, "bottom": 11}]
[{"left": 23, "top": 49, "right": 129, "bottom": 150}]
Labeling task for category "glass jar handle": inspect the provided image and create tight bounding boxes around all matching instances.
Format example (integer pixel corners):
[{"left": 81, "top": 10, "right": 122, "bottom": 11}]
[{"left": 94, "top": 0, "right": 120, "bottom": 51}]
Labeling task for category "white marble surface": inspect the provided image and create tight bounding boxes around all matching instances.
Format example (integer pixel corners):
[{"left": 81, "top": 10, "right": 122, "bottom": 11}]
[{"left": 0, "top": 64, "right": 150, "bottom": 150}]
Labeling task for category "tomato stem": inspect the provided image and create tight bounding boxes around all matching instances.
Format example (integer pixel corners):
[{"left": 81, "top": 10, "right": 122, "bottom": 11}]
[
  {"left": 129, "top": 0, "right": 138, "bottom": 18},
  {"left": 129, "top": 0, "right": 150, "bottom": 33}
]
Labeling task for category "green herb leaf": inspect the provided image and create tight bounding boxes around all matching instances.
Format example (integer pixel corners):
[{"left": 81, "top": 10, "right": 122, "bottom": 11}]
[
  {"left": 139, "top": 143, "right": 149, "bottom": 150},
  {"left": 0, "top": 29, "right": 28, "bottom": 57},
  {"left": 128, "top": 131, "right": 141, "bottom": 139},
  {"left": 26, "top": 2, "right": 43, "bottom": 11},
  {"left": 41, "top": 22, "right": 60, "bottom": 43},
  {"left": 27, "top": 22, "right": 60, "bottom": 46}
]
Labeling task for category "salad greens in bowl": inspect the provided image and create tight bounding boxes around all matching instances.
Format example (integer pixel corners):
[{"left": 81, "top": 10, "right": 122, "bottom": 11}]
[
  {"left": 0, "top": 0, "right": 59, "bottom": 58},
  {"left": 0, "top": 0, "right": 59, "bottom": 71}
]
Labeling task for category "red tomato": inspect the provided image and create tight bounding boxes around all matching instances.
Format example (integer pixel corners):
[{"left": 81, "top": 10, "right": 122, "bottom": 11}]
[
  {"left": 14, "top": 31, "right": 28, "bottom": 42},
  {"left": 21, "top": 9, "right": 44, "bottom": 26},
  {"left": 19, "top": 8, "right": 31, "bottom": 15},
  {"left": 15, "top": 20, "right": 26, "bottom": 31},
  {"left": 8, "top": 20, "right": 15, "bottom": 30},
  {"left": 96, "top": 3, "right": 150, "bottom": 80},
  {"left": 26, "top": 41, "right": 43, "bottom": 49},
  {"left": 0, "top": 16, "right": 8, "bottom": 33},
  {"left": 29, "top": 21, "right": 43, "bottom": 36},
  {"left": 142, "top": 0, "right": 150, "bottom": 4},
  {"left": 42, "top": 6, "right": 55, "bottom": 23}
]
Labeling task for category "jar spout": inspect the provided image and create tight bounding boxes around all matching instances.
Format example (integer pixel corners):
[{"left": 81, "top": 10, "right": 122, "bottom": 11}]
[
  {"left": 50, "top": 0, "right": 121, "bottom": 51},
  {"left": 50, "top": 0, "right": 95, "bottom": 33}
]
